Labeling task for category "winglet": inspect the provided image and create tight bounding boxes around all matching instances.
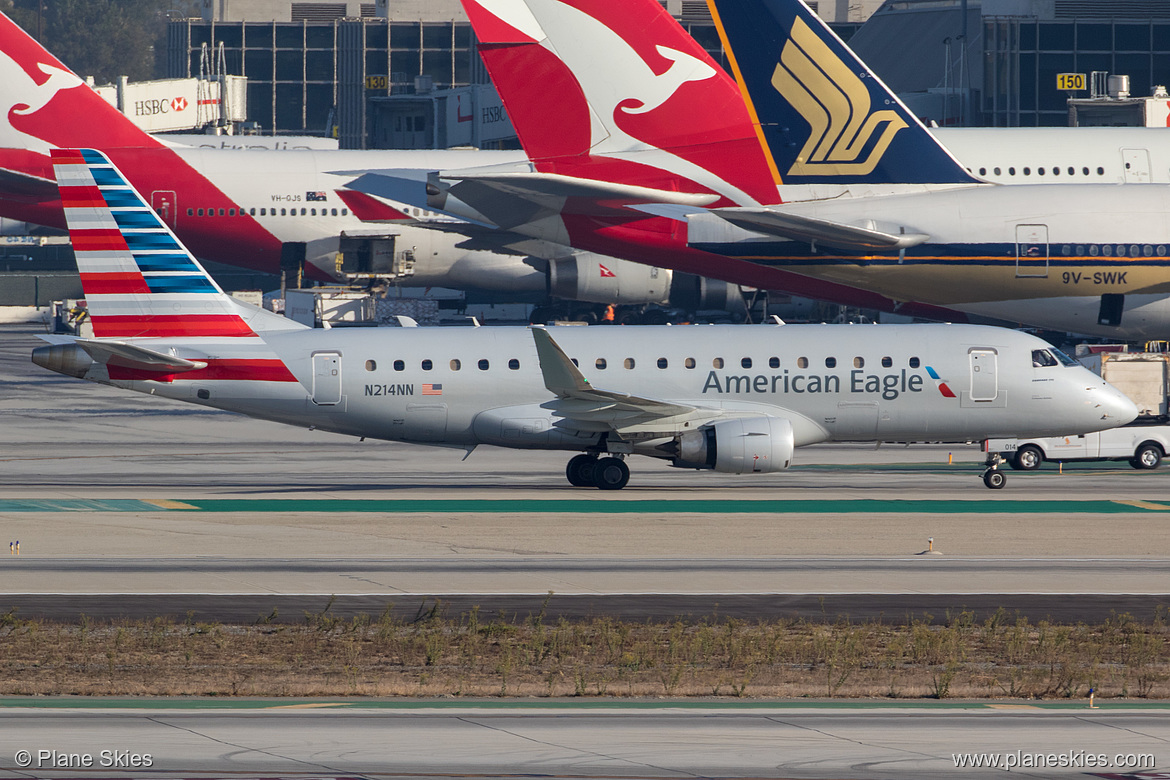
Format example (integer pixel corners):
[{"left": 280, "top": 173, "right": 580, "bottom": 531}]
[{"left": 531, "top": 326, "right": 590, "bottom": 396}]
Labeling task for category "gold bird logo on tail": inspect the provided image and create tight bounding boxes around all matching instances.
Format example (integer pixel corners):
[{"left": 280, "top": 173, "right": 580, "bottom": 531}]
[{"left": 771, "top": 17, "right": 907, "bottom": 176}]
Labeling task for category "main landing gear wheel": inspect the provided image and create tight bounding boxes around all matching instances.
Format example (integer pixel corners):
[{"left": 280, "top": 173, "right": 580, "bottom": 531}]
[
  {"left": 592, "top": 457, "right": 630, "bottom": 490},
  {"left": 982, "top": 469, "right": 1006, "bottom": 489},
  {"left": 1131, "top": 444, "right": 1163, "bottom": 470},
  {"left": 566, "top": 454, "right": 598, "bottom": 487}
]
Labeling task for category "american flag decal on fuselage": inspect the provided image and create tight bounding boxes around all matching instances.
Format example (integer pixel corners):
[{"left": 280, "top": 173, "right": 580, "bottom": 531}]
[
  {"left": 421, "top": 383, "right": 443, "bottom": 395},
  {"left": 51, "top": 148, "right": 256, "bottom": 339}
]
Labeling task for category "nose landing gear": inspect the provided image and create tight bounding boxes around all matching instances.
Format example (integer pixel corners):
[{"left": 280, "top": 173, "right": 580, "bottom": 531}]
[
  {"left": 982, "top": 452, "right": 1006, "bottom": 489},
  {"left": 565, "top": 453, "right": 630, "bottom": 490}
]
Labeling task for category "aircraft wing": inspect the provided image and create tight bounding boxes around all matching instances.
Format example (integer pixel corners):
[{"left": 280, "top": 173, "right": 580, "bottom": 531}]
[
  {"left": 711, "top": 207, "right": 930, "bottom": 251},
  {"left": 0, "top": 165, "right": 57, "bottom": 201},
  {"left": 531, "top": 327, "right": 710, "bottom": 434},
  {"left": 341, "top": 166, "right": 717, "bottom": 232}
]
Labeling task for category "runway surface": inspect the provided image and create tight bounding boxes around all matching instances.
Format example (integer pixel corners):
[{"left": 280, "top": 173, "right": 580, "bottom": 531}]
[{"left": 0, "top": 701, "right": 1166, "bottom": 779}]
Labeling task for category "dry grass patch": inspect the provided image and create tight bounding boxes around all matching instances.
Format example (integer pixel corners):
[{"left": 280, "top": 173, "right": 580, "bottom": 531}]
[{"left": 0, "top": 605, "right": 1166, "bottom": 698}]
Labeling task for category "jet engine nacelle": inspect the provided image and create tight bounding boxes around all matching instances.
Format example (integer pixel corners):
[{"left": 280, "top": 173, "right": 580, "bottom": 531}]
[
  {"left": 547, "top": 256, "right": 746, "bottom": 314},
  {"left": 673, "top": 416, "right": 794, "bottom": 473},
  {"left": 547, "top": 254, "right": 671, "bottom": 305}
]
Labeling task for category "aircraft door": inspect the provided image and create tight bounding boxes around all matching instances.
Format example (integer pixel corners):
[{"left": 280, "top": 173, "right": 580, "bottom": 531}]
[
  {"left": 311, "top": 352, "right": 342, "bottom": 405},
  {"left": 1015, "top": 224, "right": 1048, "bottom": 278},
  {"left": 1121, "top": 149, "right": 1151, "bottom": 183},
  {"left": 151, "top": 191, "right": 177, "bottom": 228},
  {"left": 405, "top": 403, "right": 448, "bottom": 441},
  {"left": 835, "top": 402, "right": 879, "bottom": 439},
  {"left": 969, "top": 349, "right": 998, "bottom": 402}
]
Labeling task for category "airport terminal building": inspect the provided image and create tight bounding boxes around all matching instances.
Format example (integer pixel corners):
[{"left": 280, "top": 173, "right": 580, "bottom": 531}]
[{"left": 169, "top": 0, "right": 1170, "bottom": 144}]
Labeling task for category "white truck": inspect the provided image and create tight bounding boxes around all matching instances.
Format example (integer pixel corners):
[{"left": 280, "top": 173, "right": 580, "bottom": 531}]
[
  {"left": 988, "top": 344, "right": 1170, "bottom": 471},
  {"left": 987, "top": 425, "right": 1170, "bottom": 470}
]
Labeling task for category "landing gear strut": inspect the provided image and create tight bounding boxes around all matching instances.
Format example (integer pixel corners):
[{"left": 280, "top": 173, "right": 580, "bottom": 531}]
[
  {"left": 982, "top": 452, "right": 1006, "bottom": 489},
  {"left": 565, "top": 453, "right": 630, "bottom": 490}
]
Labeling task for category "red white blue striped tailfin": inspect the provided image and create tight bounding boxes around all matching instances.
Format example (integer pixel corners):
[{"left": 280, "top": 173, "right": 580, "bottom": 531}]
[{"left": 52, "top": 147, "right": 257, "bottom": 339}]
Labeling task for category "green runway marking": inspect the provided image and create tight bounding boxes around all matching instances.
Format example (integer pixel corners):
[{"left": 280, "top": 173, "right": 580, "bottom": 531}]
[
  {"left": 148, "top": 498, "right": 1170, "bottom": 514},
  {"left": 1, "top": 499, "right": 1170, "bottom": 513},
  {"left": 0, "top": 696, "right": 1167, "bottom": 711},
  {"left": 0, "top": 499, "right": 164, "bottom": 512}
]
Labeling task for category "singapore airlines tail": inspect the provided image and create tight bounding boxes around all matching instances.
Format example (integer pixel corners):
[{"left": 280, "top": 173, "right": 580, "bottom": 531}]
[
  {"left": 707, "top": 0, "right": 979, "bottom": 185},
  {"left": 49, "top": 148, "right": 299, "bottom": 339}
]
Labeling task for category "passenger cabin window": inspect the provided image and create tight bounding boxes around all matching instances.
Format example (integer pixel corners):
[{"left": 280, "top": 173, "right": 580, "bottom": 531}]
[
  {"left": 186, "top": 208, "right": 193, "bottom": 216},
  {"left": 713, "top": 357, "right": 724, "bottom": 369},
  {"left": 1032, "top": 349, "right": 1058, "bottom": 368},
  {"left": 685, "top": 358, "right": 696, "bottom": 369},
  {"left": 657, "top": 358, "right": 668, "bottom": 369},
  {"left": 741, "top": 357, "right": 752, "bottom": 369},
  {"left": 909, "top": 357, "right": 920, "bottom": 368},
  {"left": 797, "top": 357, "right": 808, "bottom": 368},
  {"left": 365, "top": 360, "right": 376, "bottom": 371},
  {"left": 853, "top": 357, "right": 864, "bottom": 368},
  {"left": 825, "top": 357, "right": 836, "bottom": 368},
  {"left": 571, "top": 358, "right": 579, "bottom": 367},
  {"left": 508, "top": 359, "right": 520, "bottom": 370},
  {"left": 881, "top": 356, "right": 893, "bottom": 368},
  {"left": 769, "top": 357, "right": 780, "bottom": 368},
  {"left": 624, "top": 358, "right": 635, "bottom": 369},
  {"left": 595, "top": 358, "right": 607, "bottom": 370},
  {"left": 478, "top": 359, "right": 490, "bottom": 370},
  {"left": 421, "top": 359, "right": 432, "bottom": 371},
  {"left": 393, "top": 360, "right": 405, "bottom": 371},
  {"left": 450, "top": 359, "right": 461, "bottom": 371}
]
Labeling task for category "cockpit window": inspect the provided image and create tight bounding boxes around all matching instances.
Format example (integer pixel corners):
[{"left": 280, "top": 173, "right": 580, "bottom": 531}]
[
  {"left": 1031, "top": 349, "right": 1058, "bottom": 367},
  {"left": 1051, "top": 348, "right": 1079, "bottom": 367}
]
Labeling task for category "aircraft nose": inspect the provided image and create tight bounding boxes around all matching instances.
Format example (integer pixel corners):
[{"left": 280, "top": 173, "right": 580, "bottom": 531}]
[{"left": 1095, "top": 382, "right": 1139, "bottom": 425}]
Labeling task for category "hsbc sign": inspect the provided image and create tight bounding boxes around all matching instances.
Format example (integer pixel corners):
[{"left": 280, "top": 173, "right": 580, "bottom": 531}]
[
  {"left": 134, "top": 97, "right": 190, "bottom": 116},
  {"left": 109, "top": 76, "right": 225, "bottom": 133}
]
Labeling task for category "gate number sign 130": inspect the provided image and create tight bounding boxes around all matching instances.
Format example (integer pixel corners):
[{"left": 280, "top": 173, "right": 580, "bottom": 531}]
[{"left": 1057, "top": 73, "right": 1085, "bottom": 91}]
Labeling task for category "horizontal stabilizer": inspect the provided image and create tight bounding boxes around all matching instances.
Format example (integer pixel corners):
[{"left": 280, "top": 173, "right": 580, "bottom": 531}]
[
  {"left": 712, "top": 207, "right": 930, "bottom": 251},
  {"left": 76, "top": 339, "right": 207, "bottom": 372}
]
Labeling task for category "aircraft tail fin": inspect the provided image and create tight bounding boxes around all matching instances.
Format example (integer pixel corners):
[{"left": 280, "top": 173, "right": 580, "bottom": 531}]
[
  {"left": 51, "top": 148, "right": 301, "bottom": 338},
  {"left": 460, "top": 0, "right": 779, "bottom": 206},
  {"left": 707, "top": 0, "right": 979, "bottom": 185},
  {"left": 0, "top": 12, "right": 158, "bottom": 153}
]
